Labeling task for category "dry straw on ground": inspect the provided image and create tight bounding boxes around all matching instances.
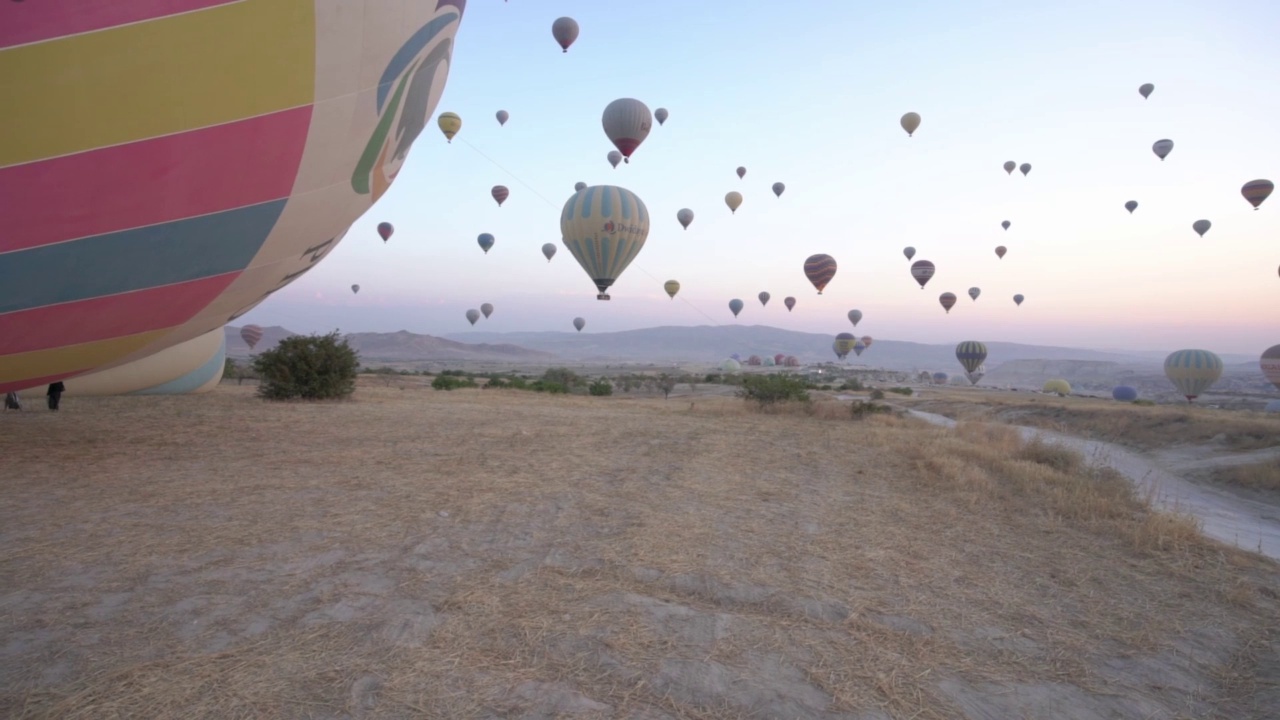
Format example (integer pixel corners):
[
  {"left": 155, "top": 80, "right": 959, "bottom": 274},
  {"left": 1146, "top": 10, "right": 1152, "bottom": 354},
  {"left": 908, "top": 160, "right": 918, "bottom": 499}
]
[{"left": 2, "top": 381, "right": 1278, "bottom": 719}]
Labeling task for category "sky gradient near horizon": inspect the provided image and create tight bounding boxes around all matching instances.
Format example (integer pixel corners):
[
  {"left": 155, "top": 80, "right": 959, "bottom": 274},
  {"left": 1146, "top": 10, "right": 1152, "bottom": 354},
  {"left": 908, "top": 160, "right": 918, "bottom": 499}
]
[{"left": 238, "top": 0, "right": 1280, "bottom": 355}]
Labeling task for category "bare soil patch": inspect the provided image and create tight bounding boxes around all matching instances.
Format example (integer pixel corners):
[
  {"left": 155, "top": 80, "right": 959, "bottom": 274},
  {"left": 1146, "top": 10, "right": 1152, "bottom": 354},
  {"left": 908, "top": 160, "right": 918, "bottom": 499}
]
[{"left": 2, "top": 383, "right": 1278, "bottom": 718}]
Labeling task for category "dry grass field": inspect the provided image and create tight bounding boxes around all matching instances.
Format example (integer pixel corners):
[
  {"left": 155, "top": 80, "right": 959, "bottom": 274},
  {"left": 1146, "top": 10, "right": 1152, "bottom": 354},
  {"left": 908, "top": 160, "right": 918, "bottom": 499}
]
[{"left": 3, "top": 379, "right": 1279, "bottom": 719}]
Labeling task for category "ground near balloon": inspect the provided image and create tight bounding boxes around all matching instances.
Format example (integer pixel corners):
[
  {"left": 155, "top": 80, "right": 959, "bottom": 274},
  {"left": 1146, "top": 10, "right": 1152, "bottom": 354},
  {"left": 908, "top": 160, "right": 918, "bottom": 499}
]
[{"left": 2, "top": 380, "right": 1278, "bottom": 718}]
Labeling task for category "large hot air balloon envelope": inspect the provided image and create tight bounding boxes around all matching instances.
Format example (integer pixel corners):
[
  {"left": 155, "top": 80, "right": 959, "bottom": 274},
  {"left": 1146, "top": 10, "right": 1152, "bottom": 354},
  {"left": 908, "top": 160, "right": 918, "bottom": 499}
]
[
  {"left": 1019, "top": 163, "right": 1032, "bottom": 176},
  {"left": 664, "top": 280, "right": 680, "bottom": 299},
  {"left": 240, "top": 324, "right": 264, "bottom": 351},
  {"left": 848, "top": 309, "right": 862, "bottom": 327},
  {"left": 465, "top": 309, "right": 480, "bottom": 326},
  {"left": 573, "top": 317, "right": 586, "bottom": 332},
  {"left": 833, "top": 333, "right": 857, "bottom": 360},
  {"left": 377, "top": 222, "right": 394, "bottom": 242},
  {"left": 1125, "top": 200, "right": 1138, "bottom": 214},
  {"left": 725, "top": 192, "right": 743, "bottom": 214},
  {"left": 655, "top": 107, "right": 669, "bottom": 125},
  {"left": 729, "top": 298, "right": 744, "bottom": 317},
  {"left": 804, "top": 254, "right": 837, "bottom": 294},
  {"left": 1013, "top": 294, "right": 1024, "bottom": 306},
  {"left": 1242, "top": 179, "right": 1274, "bottom": 210},
  {"left": 1164, "top": 349, "right": 1223, "bottom": 402},
  {"left": 956, "top": 341, "right": 988, "bottom": 385},
  {"left": 758, "top": 291, "right": 771, "bottom": 307},
  {"left": 480, "top": 303, "right": 493, "bottom": 319},
  {"left": 478, "top": 233, "right": 495, "bottom": 253},
  {"left": 1152, "top": 139, "right": 1174, "bottom": 161},
  {"left": 968, "top": 287, "right": 980, "bottom": 301},
  {"left": 677, "top": 208, "right": 694, "bottom": 229},
  {"left": 1043, "top": 379, "right": 1071, "bottom": 396},
  {"left": 910, "top": 260, "right": 935, "bottom": 288},
  {"left": 602, "top": 98, "right": 652, "bottom": 163},
  {"left": 607, "top": 150, "right": 622, "bottom": 169},
  {"left": 495, "top": 110, "right": 509, "bottom": 126},
  {"left": 438, "top": 112, "right": 462, "bottom": 143},
  {"left": 1192, "top": 220, "right": 1211, "bottom": 237},
  {"left": 900, "top": 112, "right": 921, "bottom": 137},
  {"left": 1139, "top": 83, "right": 1154, "bottom": 99},
  {"left": 784, "top": 297, "right": 796, "bottom": 312},
  {"left": 903, "top": 246, "right": 916, "bottom": 261},
  {"left": 1112, "top": 386, "right": 1139, "bottom": 402},
  {"left": 0, "top": 0, "right": 467, "bottom": 395},
  {"left": 491, "top": 185, "right": 509, "bottom": 206},
  {"left": 1260, "top": 345, "right": 1280, "bottom": 392},
  {"left": 772, "top": 182, "right": 786, "bottom": 197},
  {"left": 552, "top": 17, "right": 579, "bottom": 52},
  {"left": 1003, "top": 161, "right": 1016, "bottom": 175},
  {"left": 542, "top": 243, "right": 556, "bottom": 262},
  {"left": 561, "top": 185, "right": 650, "bottom": 300},
  {"left": 939, "top": 292, "right": 957, "bottom": 313},
  {"left": 995, "top": 246, "right": 1007, "bottom": 259}
]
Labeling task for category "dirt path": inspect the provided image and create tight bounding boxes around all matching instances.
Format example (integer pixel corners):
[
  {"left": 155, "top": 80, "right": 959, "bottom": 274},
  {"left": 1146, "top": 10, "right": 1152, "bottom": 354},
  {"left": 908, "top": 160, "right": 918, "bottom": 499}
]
[{"left": 904, "top": 409, "right": 1280, "bottom": 560}]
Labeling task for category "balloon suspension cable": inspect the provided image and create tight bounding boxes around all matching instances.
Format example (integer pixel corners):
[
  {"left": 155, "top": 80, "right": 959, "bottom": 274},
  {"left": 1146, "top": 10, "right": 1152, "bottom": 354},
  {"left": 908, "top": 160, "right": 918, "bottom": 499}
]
[{"left": 459, "top": 138, "right": 721, "bottom": 326}]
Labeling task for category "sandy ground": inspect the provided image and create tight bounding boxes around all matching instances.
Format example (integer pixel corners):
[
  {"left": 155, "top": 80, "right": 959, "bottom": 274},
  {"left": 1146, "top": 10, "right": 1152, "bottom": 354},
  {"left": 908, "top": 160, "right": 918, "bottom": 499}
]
[{"left": 2, "top": 382, "right": 1279, "bottom": 719}]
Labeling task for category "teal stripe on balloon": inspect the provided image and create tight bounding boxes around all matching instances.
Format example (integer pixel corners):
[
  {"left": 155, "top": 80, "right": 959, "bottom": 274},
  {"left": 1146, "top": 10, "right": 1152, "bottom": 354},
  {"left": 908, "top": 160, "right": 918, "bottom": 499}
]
[{"left": 129, "top": 335, "right": 227, "bottom": 395}]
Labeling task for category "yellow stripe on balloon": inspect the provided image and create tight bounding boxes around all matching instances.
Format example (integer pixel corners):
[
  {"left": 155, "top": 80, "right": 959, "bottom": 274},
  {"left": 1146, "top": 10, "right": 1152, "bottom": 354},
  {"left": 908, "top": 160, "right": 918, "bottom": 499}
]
[
  {"left": 0, "top": 0, "right": 314, "bottom": 167},
  {"left": 0, "top": 331, "right": 172, "bottom": 384}
]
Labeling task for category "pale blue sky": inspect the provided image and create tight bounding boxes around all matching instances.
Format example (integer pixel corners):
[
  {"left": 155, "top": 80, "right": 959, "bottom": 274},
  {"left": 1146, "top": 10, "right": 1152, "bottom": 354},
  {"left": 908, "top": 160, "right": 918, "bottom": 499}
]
[{"left": 242, "top": 0, "right": 1280, "bottom": 354}]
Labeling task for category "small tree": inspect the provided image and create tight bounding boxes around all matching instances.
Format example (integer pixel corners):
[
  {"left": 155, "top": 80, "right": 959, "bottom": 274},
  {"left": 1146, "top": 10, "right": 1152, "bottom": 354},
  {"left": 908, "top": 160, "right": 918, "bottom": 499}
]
[
  {"left": 223, "top": 358, "right": 238, "bottom": 383},
  {"left": 657, "top": 374, "right": 677, "bottom": 400},
  {"left": 737, "top": 374, "right": 810, "bottom": 407},
  {"left": 253, "top": 331, "right": 359, "bottom": 400},
  {"left": 588, "top": 378, "right": 614, "bottom": 396}
]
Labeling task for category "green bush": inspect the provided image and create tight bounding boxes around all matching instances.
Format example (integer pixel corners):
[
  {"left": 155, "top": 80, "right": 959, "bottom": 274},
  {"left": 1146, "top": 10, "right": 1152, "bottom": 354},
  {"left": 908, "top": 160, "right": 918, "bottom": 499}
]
[
  {"left": 838, "top": 378, "right": 864, "bottom": 391},
  {"left": 541, "top": 368, "right": 582, "bottom": 389},
  {"left": 886, "top": 387, "right": 914, "bottom": 396},
  {"left": 530, "top": 380, "right": 568, "bottom": 394},
  {"left": 850, "top": 400, "right": 892, "bottom": 419},
  {"left": 484, "top": 377, "right": 508, "bottom": 389},
  {"left": 1132, "top": 398, "right": 1155, "bottom": 406},
  {"left": 253, "top": 331, "right": 359, "bottom": 400},
  {"left": 588, "top": 378, "right": 614, "bottom": 396},
  {"left": 431, "top": 374, "right": 477, "bottom": 391},
  {"left": 870, "top": 389, "right": 885, "bottom": 400},
  {"left": 704, "top": 373, "right": 723, "bottom": 384},
  {"left": 737, "top": 374, "right": 811, "bottom": 406}
]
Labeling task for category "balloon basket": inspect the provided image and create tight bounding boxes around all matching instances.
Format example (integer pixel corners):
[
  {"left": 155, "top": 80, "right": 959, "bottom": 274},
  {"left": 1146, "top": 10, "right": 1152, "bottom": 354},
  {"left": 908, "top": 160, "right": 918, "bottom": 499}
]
[{"left": 597, "top": 293, "right": 611, "bottom": 301}]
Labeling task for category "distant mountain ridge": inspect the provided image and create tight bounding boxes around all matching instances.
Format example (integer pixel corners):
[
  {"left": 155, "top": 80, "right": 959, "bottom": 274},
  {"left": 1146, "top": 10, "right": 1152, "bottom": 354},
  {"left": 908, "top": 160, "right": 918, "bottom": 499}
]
[{"left": 224, "top": 326, "right": 556, "bottom": 363}]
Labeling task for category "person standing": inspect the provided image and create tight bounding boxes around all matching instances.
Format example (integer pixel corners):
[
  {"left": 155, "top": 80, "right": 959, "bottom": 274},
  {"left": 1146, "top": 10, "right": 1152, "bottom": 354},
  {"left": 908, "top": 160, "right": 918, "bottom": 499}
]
[
  {"left": 4, "top": 391, "right": 21, "bottom": 410},
  {"left": 46, "top": 381, "right": 65, "bottom": 411}
]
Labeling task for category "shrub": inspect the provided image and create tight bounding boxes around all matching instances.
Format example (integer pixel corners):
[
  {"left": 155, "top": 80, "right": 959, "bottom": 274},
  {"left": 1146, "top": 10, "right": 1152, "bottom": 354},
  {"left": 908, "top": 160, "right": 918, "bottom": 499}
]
[
  {"left": 870, "top": 389, "right": 885, "bottom": 400},
  {"left": 542, "top": 368, "right": 582, "bottom": 389},
  {"left": 530, "top": 380, "right": 568, "bottom": 394},
  {"left": 838, "top": 378, "right": 864, "bottom": 391},
  {"left": 588, "top": 378, "right": 614, "bottom": 396},
  {"left": 886, "top": 387, "right": 914, "bottom": 396},
  {"left": 431, "top": 374, "right": 477, "bottom": 391},
  {"left": 484, "top": 377, "right": 509, "bottom": 389},
  {"left": 850, "top": 400, "right": 892, "bottom": 419},
  {"left": 253, "top": 331, "right": 359, "bottom": 400},
  {"left": 1133, "top": 399, "right": 1155, "bottom": 406},
  {"left": 704, "top": 373, "right": 723, "bottom": 384},
  {"left": 737, "top": 374, "right": 811, "bottom": 407},
  {"left": 656, "top": 374, "right": 678, "bottom": 399}
]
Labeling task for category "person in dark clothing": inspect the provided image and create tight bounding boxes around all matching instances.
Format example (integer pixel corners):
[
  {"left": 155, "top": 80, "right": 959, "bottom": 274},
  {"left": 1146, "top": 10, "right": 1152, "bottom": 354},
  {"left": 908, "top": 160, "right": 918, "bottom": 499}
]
[
  {"left": 4, "top": 391, "right": 21, "bottom": 410},
  {"left": 46, "top": 382, "right": 65, "bottom": 411}
]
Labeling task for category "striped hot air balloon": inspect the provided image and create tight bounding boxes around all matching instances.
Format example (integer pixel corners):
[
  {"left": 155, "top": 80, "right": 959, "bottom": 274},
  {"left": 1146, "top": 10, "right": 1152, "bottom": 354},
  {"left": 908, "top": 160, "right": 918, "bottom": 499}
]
[
  {"left": 803, "top": 254, "right": 837, "bottom": 294},
  {"left": 833, "top": 333, "right": 857, "bottom": 360},
  {"left": 1164, "top": 349, "right": 1223, "bottom": 402},
  {"left": 664, "top": 280, "right": 680, "bottom": 299},
  {"left": 0, "top": 0, "right": 467, "bottom": 396},
  {"left": 560, "top": 185, "right": 650, "bottom": 300},
  {"left": 1242, "top": 179, "right": 1274, "bottom": 210},
  {"left": 491, "top": 185, "right": 509, "bottom": 206},
  {"left": 1261, "top": 345, "right": 1280, "bottom": 391},
  {"left": 955, "top": 341, "right": 988, "bottom": 385},
  {"left": 239, "top": 324, "right": 264, "bottom": 351}
]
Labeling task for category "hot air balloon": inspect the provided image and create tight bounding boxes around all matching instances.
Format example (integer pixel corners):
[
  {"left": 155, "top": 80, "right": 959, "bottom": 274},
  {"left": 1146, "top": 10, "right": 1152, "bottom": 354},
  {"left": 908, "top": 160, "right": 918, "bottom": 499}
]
[
  {"left": 1139, "top": 83, "right": 1154, "bottom": 99},
  {"left": 1242, "top": 179, "right": 1274, "bottom": 210},
  {"left": 763, "top": 357, "right": 776, "bottom": 367},
  {"left": 495, "top": 110, "right": 509, "bottom": 126},
  {"left": 1125, "top": 200, "right": 1138, "bottom": 214},
  {"left": 784, "top": 297, "right": 796, "bottom": 312},
  {"left": 773, "top": 182, "right": 786, "bottom": 197},
  {"left": 1112, "top": 386, "right": 1139, "bottom": 401},
  {"left": 1013, "top": 294, "right": 1025, "bottom": 306},
  {"left": 377, "top": 222, "right": 394, "bottom": 242},
  {"left": 607, "top": 150, "right": 622, "bottom": 169},
  {"left": 573, "top": 317, "right": 586, "bottom": 332},
  {"left": 438, "top": 111, "right": 462, "bottom": 143},
  {"left": 933, "top": 372, "right": 949, "bottom": 385},
  {"left": 910, "top": 260, "right": 935, "bottom": 288},
  {"left": 722, "top": 358, "right": 742, "bottom": 373},
  {"left": 491, "top": 185, "right": 509, "bottom": 207},
  {"left": 804, "top": 254, "right": 837, "bottom": 294},
  {"left": 758, "top": 291, "right": 771, "bottom": 307},
  {"left": 1152, "top": 139, "right": 1174, "bottom": 161},
  {"left": 968, "top": 287, "right": 980, "bottom": 301},
  {"left": 774, "top": 353, "right": 786, "bottom": 365},
  {"left": 0, "top": 0, "right": 468, "bottom": 397},
  {"left": 1020, "top": 163, "right": 1032, "bottom": 176},
  {"left": 1003, "top": 161, "right": 1016, "bottom": 175},
  {"left": 848, "top": 309, "right": 862, "bottom": 327},
  {"left": 1164, "top": 349, "right": 1223, "bottom": 402},
  {"left": 956, "top": 341, "right": 988, "bottom": 385},
  {"left": 561, "top": 185, "right": 650, "bottom": 300},
  {"left": 677, "top": 208, "right": 694, "bottom": 229},
  {"left": 575, "top": 181, "right": 587, "bottom": 192},
  {"left": 465, "top": 308, "right": 481, "bottom": 326},
  {"left": 900, "top": 112, "right": 921, "bottom": 137},
  {"left": 552, "top": 17, "right": 579, "bottom": 53},
  {"left": 1192, "top": 220, "right": 1211, "bottom": 237},
  {"left": 478, "top": 233, "right": 495, "bottom": 254},
  {"left": 903, "top": 246, "right": 916, "bottom": 261},
  {"left": 736, "top": 166, "right": 747, "bottom": 179},
  {"left": 833, "top": 333, "right": 857, "bottom": 360},
  {"left": 725, "top": 191, "right": 743, "bottom": 214},
  {"left": 240, "top": 325, "right": 264, "bottom": 352},
  {"left": 664, "top": 280, "right": 681, "bottom": 299},
  {"left": 479, "top": 303, "right": 493, "bottom": 319},
  {"left": 1001, "top": 220, "right": 1011, "bottom": 231},
  {"left": 351, "top": 284, "right": 360, "bottom": 294},
  {"left": 729, "top": 299, "right": 744, "bottom": 317},
  {"left": 861, "top": 336, "right": 873, "bottom": 349},
  {"left": 655, "top": 107, "right": 669, "bottom": 125},
  {"left": 747, "top": 355, "right": 762, "bottom": 366},
  {"left": 1261, "top": 345, "right": 1280, "bottom": 391},
  {"left": 1042, "top": 379, "right": 1071, "bottom": 396},
  {"left": 602, "top": 98, "right": 652, "bottom": 163},
  {"left": 542, "top": 243, "right": 557, "bottom": 262},
  {"left": 995, "top": 246, "right": 1007, "bottom": 259},
  {"left": 939, "top": 292, "right": 957, "bottom": 313},
  {"left": 853, "top": 340, "right": 866, "bottom": 357}
]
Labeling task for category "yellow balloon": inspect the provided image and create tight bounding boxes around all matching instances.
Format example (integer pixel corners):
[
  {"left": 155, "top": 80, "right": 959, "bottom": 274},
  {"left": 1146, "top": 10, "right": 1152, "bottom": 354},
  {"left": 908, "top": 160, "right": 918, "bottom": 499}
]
[
  {"left": 664, "top": 280, "right": 681, "bottom": 299},
  {"left": 438, "top": 111, "right": 462, "bottom": 143},
  {"left": 725, "top": 191, "right": 743, "bottom": 214},
  {"left": 561, "top": 185, "right": 650, "bottom": 300}
]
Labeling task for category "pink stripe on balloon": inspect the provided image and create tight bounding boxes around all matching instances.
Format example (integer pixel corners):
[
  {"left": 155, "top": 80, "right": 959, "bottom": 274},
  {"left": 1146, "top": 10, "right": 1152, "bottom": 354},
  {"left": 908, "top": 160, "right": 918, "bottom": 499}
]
[
  {"left": 1, "top": 371, "right": 91, "bottom": 394},
  {"left": 0, "top": 0, "right": 241, "bottom": 49},
  {"left": 0, "top": 106, "right": 310, "bottom": 253},
  {"left": 0, "top": 272, "right": 238, "bottom": 356}
]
